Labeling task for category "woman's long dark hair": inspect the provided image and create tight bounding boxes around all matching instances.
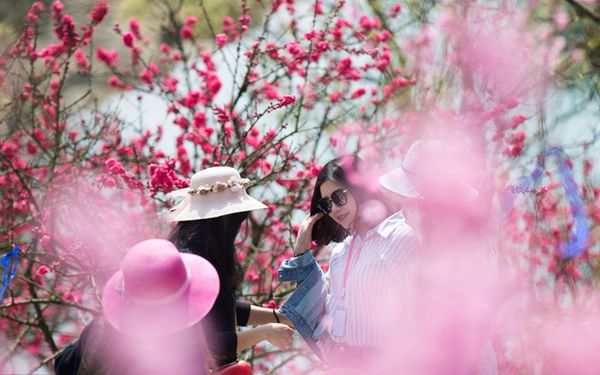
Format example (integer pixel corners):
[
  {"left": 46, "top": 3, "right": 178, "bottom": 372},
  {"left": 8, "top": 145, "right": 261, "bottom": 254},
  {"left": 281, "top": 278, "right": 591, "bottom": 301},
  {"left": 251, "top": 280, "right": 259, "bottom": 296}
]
[
  {"left": 168, "top": 212, "right": 249, "bottom": 292},
  {"left": 311, "top": 156, "right": 390, "bottom": 246}
]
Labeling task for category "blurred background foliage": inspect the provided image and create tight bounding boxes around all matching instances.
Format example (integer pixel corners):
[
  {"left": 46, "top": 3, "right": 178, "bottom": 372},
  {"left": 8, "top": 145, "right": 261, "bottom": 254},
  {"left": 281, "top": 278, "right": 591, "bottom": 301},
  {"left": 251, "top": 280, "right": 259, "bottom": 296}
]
[
  {"left": 1, "top": 0, "right": 598, "bottom": 98},
  {"left": 543, "top": 1, "right": 600, "bottom": 98},
  {"left": 0, "top": 0, "right": 264, "bottom": 103},
  {"left": 117, "top": 0, "right": 263, "bottom": 43}
]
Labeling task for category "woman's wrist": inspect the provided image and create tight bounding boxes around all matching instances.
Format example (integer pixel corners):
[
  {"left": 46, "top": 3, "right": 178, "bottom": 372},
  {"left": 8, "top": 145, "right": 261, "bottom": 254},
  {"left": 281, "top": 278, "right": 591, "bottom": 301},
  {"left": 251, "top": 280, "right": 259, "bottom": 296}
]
[
  {"left": 260, "top": 323, "right": 274, "bottom": 341},
  {"left": 277, "top": 311, "right": 293, "bottom": 328},
  {"left": 293, "top": 249, "right": 308, "bottom": 257}
]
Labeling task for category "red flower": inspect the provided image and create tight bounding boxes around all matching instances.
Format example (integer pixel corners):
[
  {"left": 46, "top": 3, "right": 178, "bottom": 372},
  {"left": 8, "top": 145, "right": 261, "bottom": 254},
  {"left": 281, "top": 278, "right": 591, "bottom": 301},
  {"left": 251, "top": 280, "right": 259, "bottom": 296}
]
[
  {"left": 584, "top": 159, "right": 593, "bottom": 177},
  {"left": 215, "top": 34, "right": 228, "bottom": 48},
  {"left": 286, "top": 41, "right": 304, "bottom": 56},
  {"left": 193, "top": 111, "right": 207, "bottom": 127},
  {"left": 337, "top": 57, "right": 361, "bottom": 80},
  {"left": 185, "top": 16, "right": 199, "bottom": 26},
  {"left": 504, "top": 130, "right": 527, "bottom": 158},
  {"left": 26, "top": 2, "right": 45, "bottom": 25},
  {"left": 96, "top": 47, "right": 119, "bottom": 67},
  {"left": 262, "top": 300, "right": 277, "bottom": 308},
  {"left": 390, "top": 3, "right": 402, "bottom": 18},
  {"left": 36, "top": 265, "right": 49, "bottom": 277},
  {"left": 329, "top": 91, "right": 342, "bottom": 103},
  {"left": 89, "top": 1, "right": 108, "bottom": 24},
  {"left": 184, "top": 91, "right": 201, "bottom": 108},
  {"left": 74, "top": 49, "right": 90, "bottom": 72},
  {"left": 129, "top": 18, "right": 142, "bottom": 39},
  {"left": 180, "top": 26, "right": 194, "bottom": 39},
  {"left": 103, "top": 177, "right": 116, "bottom": 188},
  {"left": 162, "top": 76, "right": 178, "bottom": 93},
  {"left": 509, "top": 115, "right": 526, "bottom": 129},
  {"left": 350, "top": 87, "right": 366, "bottom": 99},
  {"left": 139, "top": 69, "right": 153, "bottom": 85},
  {"left": 159, "top": 43, "right": 171, "bottom": 54},
  {"left": 277, "top": 95, "right": 296, "bottom": 107},
  {"left": 122, "top": 32, "right": 134, "bottom": 47},
  {"left": 265, "top": 42, "right": 279, "bottom": 59},
  {"left": 108, "top": 75, "right": 126, "bottom": 89},
  {"left": 313, "top": 0, "right": 324, "bottom": 15},
  {"left": 26, "top": 142, "right": 38, "bottom": 155},
  {"left": 52, "top": 1, "right": 64, "bottom": 18}
]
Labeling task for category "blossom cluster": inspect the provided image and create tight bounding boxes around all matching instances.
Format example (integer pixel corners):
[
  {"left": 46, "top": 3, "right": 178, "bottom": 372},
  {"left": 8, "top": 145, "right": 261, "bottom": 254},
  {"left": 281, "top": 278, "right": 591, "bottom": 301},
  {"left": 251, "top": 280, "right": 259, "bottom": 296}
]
[{"left": 0, "top": 0, "right": 598, "bottom": 373}]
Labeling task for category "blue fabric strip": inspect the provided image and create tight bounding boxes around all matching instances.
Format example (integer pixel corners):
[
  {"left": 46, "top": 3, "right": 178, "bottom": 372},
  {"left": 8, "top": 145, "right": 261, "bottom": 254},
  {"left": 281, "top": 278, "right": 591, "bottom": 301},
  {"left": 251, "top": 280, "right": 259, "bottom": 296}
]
[
  {"left": 0, "top": 245, "right": 20, "bottom": 302},
  {"left": 499, "top": 147, "right": 589, "bottom": 258}
]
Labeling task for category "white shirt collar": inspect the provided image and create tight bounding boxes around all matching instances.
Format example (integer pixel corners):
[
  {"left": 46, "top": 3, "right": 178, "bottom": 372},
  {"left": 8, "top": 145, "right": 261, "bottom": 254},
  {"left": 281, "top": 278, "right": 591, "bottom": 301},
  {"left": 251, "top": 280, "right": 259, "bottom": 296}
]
[{"left": 351, "top": 211, "right": 407, "bottom": 240}]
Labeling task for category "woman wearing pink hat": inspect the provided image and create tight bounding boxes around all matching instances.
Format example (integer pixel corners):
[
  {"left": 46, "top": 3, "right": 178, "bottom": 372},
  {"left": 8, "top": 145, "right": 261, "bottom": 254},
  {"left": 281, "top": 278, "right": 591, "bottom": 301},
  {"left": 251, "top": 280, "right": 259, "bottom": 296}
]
[
  {"left": 169, "top": 166, "right": 294, "bottom": 372},
  {"left": 55, "top": 239, "right": 221, "bottom": 375}
]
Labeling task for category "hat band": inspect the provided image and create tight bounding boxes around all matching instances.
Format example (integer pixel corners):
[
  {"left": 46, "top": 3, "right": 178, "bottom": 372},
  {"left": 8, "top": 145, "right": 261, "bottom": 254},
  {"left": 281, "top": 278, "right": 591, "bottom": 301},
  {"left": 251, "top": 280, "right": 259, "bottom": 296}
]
[
  {"left": 188, "top": 177, "right": 250, "bottom": 196},
  {"left": 126, "top": 266, "right": 192, "bottom": 307}
]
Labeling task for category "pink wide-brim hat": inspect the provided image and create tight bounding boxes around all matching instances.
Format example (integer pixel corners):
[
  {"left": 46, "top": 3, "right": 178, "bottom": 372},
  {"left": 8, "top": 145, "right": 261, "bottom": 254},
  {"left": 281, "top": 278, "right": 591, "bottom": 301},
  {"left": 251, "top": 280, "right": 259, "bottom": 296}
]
[
  {"left": 170, "top": 166, "right": 267, "bottom": 221},
  {"left": 102, "top": 239, "right": 219, "bottom": 337},
  {"left": 379, "top": 140, "right": 479, "bottom": 201}
]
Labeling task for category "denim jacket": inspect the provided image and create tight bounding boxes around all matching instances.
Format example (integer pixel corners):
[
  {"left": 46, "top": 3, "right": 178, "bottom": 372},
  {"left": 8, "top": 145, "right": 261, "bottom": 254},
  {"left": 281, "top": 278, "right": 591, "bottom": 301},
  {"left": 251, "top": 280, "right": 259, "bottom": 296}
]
[{"left": 278, "top": 251, "right": 328, "bottom": 361}]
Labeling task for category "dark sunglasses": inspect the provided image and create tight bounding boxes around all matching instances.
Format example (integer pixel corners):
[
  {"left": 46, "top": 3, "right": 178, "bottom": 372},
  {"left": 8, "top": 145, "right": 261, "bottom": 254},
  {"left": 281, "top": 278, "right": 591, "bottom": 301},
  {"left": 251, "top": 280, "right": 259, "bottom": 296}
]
[{"left": 317, "top": 188, "right": 348, "bottom": 214}]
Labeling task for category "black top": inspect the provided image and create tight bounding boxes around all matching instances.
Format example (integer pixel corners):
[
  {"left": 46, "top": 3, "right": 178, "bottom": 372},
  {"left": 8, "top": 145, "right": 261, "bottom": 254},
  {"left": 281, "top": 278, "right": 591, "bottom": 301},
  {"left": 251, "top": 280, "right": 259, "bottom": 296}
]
[
  {"left": 54, "top": 318, "right": 209, "bottom": 375},
  {"left": 55, "top": 332, "right": 84, "bottom": 375},
  {"left": 203, "top": 291, "right": 251, "bottom": 366},
  {"left": 54, "top": 300, "right": 251, "bottom": 374}
]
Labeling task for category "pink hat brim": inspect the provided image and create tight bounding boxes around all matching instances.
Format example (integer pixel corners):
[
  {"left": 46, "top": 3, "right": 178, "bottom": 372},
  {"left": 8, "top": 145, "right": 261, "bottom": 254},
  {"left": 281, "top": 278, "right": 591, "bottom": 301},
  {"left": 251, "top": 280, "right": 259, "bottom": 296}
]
[{"left": 102, "top": 253, "right": 219, "bottom": 337}]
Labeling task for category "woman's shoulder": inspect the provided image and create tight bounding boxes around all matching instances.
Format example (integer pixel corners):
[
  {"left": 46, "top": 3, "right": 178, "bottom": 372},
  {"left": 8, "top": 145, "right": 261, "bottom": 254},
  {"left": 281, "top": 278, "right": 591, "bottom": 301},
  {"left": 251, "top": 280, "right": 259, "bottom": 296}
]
[
  {"left": 376, "top": 211, "right": 417, "bottom": 239},
  {"left": 376, "top": 212, "right": 420, "bottom": 258}
]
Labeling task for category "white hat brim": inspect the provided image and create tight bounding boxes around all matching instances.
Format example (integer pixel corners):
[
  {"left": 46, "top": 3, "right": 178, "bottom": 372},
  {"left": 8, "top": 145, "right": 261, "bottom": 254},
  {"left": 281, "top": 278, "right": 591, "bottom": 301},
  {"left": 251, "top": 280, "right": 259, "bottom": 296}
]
[
  {"left": 380, "top": 168, "right": 479, "bottom": 202},
  {"left": 379, "top": 168, "right": 422, "bottom": 198}
]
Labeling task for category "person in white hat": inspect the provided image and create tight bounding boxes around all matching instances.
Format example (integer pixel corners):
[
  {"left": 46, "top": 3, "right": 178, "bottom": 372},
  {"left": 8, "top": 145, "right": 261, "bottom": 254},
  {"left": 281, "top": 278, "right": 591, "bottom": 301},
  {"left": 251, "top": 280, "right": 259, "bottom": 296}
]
[
  {"left": 379, "top": 140, "right": 498, "bottom": 375},
  {"left": 379, "top": 139, "right": 481, "bottom": 250},
  {"left": 168, "top": 166, "right": 294, "bottom": 372}
]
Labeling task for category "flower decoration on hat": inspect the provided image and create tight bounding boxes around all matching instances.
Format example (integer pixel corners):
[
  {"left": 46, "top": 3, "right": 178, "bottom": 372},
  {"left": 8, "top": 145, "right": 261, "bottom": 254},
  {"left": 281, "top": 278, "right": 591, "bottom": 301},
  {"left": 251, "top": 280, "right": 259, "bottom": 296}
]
[{"left": 187, "top": 177, "right": 250, "bottom": 196}]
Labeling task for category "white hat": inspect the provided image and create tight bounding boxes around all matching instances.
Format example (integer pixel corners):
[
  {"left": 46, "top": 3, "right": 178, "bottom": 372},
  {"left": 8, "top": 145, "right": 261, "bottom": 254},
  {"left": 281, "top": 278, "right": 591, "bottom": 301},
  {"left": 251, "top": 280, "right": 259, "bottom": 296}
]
[
  {"left": 379, "top": 140, "right": 479, "bottom": 201},
  {"left": 170, "top": 167, "right": 267, "bottom": 221}
]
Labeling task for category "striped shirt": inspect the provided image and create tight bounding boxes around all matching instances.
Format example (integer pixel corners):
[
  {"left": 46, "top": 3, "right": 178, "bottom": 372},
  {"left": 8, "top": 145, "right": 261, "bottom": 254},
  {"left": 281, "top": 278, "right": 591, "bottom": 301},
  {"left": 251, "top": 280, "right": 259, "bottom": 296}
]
[{"left": 323, "top": 211, "right": 418, "bottom": 347}]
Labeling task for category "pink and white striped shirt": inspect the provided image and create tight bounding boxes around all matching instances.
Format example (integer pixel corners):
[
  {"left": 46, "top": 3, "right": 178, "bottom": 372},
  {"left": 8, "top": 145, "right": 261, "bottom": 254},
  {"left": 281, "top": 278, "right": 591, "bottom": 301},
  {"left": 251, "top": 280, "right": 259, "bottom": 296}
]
[{"left": 323, "top": 211, "right": 418, "bottom": 347}]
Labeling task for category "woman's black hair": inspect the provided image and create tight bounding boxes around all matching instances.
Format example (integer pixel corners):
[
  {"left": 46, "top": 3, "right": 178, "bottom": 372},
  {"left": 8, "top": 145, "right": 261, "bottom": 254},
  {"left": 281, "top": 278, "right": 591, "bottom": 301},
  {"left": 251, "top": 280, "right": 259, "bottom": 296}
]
[
  {"left": 168, "top": 211, "right": 249, "bottom": 292},
  {"left": 311, "top": 156, "right": 389, "bottom": 246}
]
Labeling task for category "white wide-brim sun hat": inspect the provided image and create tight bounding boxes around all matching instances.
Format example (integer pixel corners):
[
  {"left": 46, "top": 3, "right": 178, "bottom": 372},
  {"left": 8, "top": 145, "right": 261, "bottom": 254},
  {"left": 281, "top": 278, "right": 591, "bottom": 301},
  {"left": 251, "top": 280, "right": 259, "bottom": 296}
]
[
  {"left": 379, "top": 140, "right": 479, "bottom": 202},
  {"left": 169, "top": 166, "right": 267, "bottom": 221}
]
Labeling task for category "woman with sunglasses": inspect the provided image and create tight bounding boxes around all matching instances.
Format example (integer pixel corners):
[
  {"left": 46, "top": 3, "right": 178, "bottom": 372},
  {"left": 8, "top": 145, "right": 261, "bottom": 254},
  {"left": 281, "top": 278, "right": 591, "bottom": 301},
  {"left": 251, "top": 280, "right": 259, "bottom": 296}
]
[{"left": 278, "top": 156, "right": 419, "bottom": 372}]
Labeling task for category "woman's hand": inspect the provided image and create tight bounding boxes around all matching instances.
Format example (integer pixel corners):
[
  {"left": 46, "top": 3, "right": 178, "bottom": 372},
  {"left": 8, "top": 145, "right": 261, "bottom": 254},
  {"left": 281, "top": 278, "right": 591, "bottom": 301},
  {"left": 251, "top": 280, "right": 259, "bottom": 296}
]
[
  {"left": 262, "top": 323, "right": 294, "bottom": 350},
  {"left": 293, "top": 213, "right": 324, "bottom": 256}
]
